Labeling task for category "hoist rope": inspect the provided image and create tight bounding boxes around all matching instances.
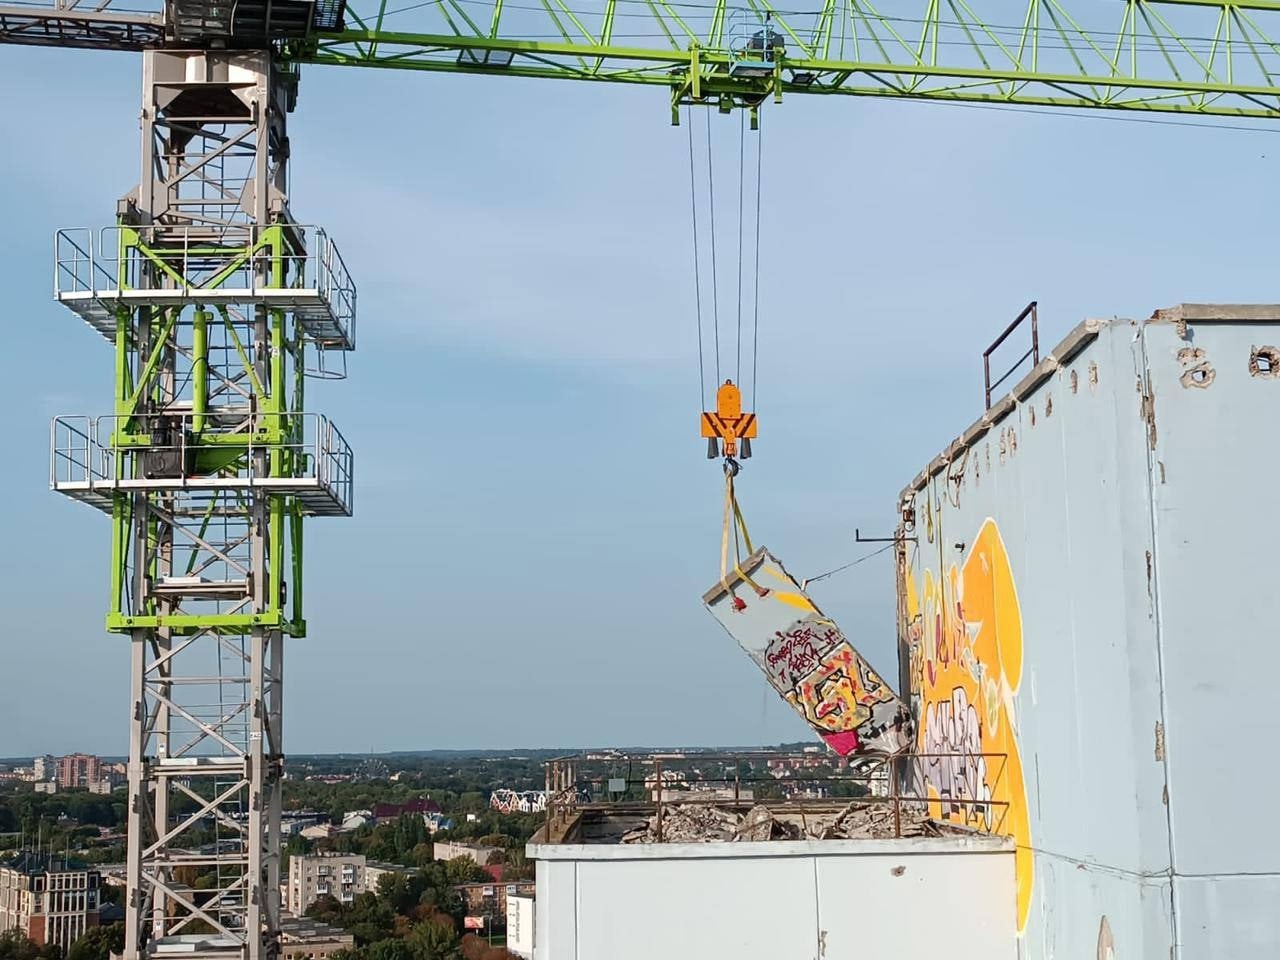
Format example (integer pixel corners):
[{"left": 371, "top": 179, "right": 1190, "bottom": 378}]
[
  {"left": 705, "top": 110, "right": 721, "bottom": 387},
  {"left": 752, "top": 113, "right": 763, "bottom": 410},
  {"left": 686, "top": 107, "right": 706, "bottom": 407},
  {"left": 735, "top": 108, "right": 746, "bottom": 387},
  {"left": 688, "top": 109, "right": 763, "bottom": 419}
]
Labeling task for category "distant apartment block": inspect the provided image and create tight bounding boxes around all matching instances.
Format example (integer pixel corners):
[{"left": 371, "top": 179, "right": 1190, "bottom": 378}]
[
  {"left": 454, "top": 881, "right": 535, "bottom": 926},
  {"left": 56, "top": 755, "right": 103, "bottom": 789},
  {"left": 363, "top": 861, "right": 415, "bottom": 893},
  {"left": 87, "top": 773, "right": 124, "bottom": 795},
  {"left": 31, "top": 757, "right": 55, "bottom": 783},
  {"left": 432, "top": 841, "right": 502, "bottom": 867},
  {"left": 0, "top": 853, "right": 101, "bottom": 953},
  {"left": 287, "top": 854, "right": 366, "bottom": 916}
]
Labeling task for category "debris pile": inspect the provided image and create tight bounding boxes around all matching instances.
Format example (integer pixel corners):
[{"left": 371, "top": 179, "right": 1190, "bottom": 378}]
[{"left": 619, "top": 800, "right": 966, "bottom": 844}]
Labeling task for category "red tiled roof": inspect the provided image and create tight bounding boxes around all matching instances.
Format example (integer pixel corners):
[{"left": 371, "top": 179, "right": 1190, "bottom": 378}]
[{"left": 373, "top": 797, "right": 442, "bottom": 819}]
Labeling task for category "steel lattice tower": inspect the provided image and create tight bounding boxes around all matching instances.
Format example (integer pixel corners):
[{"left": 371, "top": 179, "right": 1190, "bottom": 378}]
[{"left": 51, "top": 48, "right": 355, "bottom": 960}]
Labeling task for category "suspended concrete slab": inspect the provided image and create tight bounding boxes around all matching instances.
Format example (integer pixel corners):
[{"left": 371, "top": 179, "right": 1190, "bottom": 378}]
[{"left": 703, "top": 547, "right": 913, "bottom": 756}]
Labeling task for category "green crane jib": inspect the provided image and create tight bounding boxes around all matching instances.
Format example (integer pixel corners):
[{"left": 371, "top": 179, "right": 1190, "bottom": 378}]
[{"left": 7, "top": 0, "right": 1280, "bottom": 121}]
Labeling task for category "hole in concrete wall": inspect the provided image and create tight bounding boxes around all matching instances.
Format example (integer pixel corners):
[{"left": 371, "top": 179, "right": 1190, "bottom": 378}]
[
  {"left": 1045, "top": 396, "right": 1053, "bottom": 418},
  {"left": 1177, "top": 347, "right": 1216, "bottom": 389},
  {"left": 1070, "top": 370, "right": 1079, "bottom": 394},
  {"left": 1181, "top": 365, "right": 1215, "bottom": 388},
  {"left": 1250, "top": 346, "right": 1280, "bottom": 378}
]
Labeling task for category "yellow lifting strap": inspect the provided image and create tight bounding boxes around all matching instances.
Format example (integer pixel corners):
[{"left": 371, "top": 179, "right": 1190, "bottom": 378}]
[{"left": 719, "top": 470, "right": 769, "bottom": 607}]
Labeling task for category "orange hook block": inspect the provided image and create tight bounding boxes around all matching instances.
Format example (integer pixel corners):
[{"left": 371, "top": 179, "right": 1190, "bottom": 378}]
[{"left": 701, "top": 379, "right": 757, "bottom": 459}]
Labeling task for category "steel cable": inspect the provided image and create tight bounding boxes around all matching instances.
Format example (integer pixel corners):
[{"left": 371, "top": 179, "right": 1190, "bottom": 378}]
[
  {"left": 705, "top": 109, "right": 721, "bottom": 387},
  {"left": 736, "top": 108, "right": 745, "bottom": 386},
  {"left": 686, "top": 107, "right": 706, "bottom": 407},
  {"left": 752, "top": 112, "right": 763, "bottom": 410}
]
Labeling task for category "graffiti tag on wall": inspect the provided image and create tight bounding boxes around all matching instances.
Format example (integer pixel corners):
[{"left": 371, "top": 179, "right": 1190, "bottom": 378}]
[
  {"left": 905, "top": 517, "right": 1033, "bottom": 932},
  {"left": 705, "top": 551, "right": 913, "bottom": 757}
]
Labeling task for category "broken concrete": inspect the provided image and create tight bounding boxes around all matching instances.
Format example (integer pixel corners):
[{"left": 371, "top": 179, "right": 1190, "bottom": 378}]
[{"left": 618, "top": 800, "right": 970, "bottom": 844}]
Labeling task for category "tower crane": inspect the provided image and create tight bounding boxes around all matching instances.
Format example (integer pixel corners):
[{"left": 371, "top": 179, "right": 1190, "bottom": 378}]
[{"left": 9, "top": 0, "right": 1280, "bottom": 958}]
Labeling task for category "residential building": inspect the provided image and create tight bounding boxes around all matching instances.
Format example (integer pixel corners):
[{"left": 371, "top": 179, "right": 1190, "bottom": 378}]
[
  {"left": 287, "top": 854, "right": 366, "bottom": 916},
  {"left": 489, "top": 789, "right": 548, "bottom": 814},
  {"left": 453, "top": 881, "right": 535, "bottom": 927},
  {"left": 31, "top": 757, "right": 55, "bottom": 783},
  {"left": 280, "top": 813, "right": 328, "bottom": 837},
  {"left": 87, "top": 773, "right": 123, "bottom": 796},
  {"left": 279, "top": 916, "right": 354, "bottom": 960},
  {"left": 33, "top": 782, "right": 56, "bottom": 795},
  {"left": 56, "top": 755, "right": 103, "bottom": 789},
  {"left": 0, "top": 853, "right": 101, "bottom": 953},
  {"left": 423, "top": 813, "right": 454, "bottom": 834},
  {"left": 339, "top": 810, "right": 373, "bottom": 832},
  {"left": 433, "top": 841, "right": 502, "bottom": 867},
  {"left": 363, "top": 861, "right": 414, "bottom": 893}
]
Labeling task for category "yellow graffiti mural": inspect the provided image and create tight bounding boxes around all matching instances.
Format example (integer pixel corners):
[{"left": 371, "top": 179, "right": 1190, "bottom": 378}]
[{"left": 905, "top": 518, "right": 1033, "bottom": 933}]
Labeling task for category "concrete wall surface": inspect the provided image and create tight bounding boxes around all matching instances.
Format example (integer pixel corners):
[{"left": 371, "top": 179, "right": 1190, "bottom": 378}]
[
  {"left": 527, "top": 837, "right": 1015, "bottom": 960},
  {"left": 897, "top": 305, "right": 1280, "bottom": 959}
]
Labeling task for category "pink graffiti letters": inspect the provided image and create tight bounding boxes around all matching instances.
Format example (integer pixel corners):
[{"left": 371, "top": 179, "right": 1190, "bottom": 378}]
[{"left": 763, "top": 620, "right": 842, "bottom": 691}]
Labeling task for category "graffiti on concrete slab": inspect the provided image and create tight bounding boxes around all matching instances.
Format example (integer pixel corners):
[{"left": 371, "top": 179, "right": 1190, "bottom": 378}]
[
  {"left": 905, "top": 517, "right": 1033, "bottom": 933},
  {"left": 704, "top": 550, "right": 913, "bottom": 758},
  {"left": 762, "top": 620, "right": 842, "bottom": 692}
]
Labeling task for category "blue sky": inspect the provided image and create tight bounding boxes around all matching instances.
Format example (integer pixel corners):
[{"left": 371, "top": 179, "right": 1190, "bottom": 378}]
[{"left": 2, "top": 45, "right": 1277, "bottom": 756}]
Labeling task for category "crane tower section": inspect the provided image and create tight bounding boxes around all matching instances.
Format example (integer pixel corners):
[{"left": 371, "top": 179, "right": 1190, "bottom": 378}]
[{"left": 49, "top": 49, "right": 356, "bottom": 960}]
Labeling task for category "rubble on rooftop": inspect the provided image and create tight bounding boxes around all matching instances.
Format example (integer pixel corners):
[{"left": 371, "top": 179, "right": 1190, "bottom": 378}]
[{"left": 618, "top": 801, "right": 972, "bottom": 844}]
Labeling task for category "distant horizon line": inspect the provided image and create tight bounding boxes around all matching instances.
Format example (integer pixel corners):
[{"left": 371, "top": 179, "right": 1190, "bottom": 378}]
[{"left": 0, "top": 741, "right": 829, "bottom": 764}]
